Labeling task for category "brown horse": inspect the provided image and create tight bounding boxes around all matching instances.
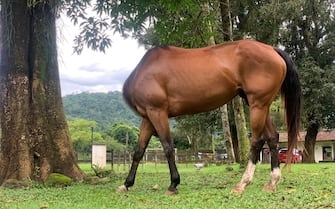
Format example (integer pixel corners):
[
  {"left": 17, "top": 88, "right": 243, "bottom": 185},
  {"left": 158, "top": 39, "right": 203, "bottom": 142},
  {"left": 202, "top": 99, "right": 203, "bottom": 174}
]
[{"left": 119, "top": 40, "right": 301, "bottom": 194}]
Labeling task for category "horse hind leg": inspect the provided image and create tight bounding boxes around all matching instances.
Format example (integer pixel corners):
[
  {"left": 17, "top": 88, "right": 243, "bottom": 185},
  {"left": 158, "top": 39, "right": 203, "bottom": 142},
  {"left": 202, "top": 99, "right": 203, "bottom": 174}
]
[
  {"left": 263, "top": 118, "right": 281, "bottom": 192},
  {"left": 118, "top": 118, "right": 155, "bottom": 192},
  {"left": 233, "top": 106, "right": 268, "bottom": 194},
  {"left": 146, "top": 108, "right": 180, "bottom": 195},
  {"left": 233, "top": 136, "right": 265, "bottom": 194}
]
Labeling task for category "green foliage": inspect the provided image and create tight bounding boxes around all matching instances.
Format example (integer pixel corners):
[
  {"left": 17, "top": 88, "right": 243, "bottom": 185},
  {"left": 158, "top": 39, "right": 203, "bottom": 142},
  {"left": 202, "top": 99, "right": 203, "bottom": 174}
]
[
  {"left": 174, "top": 109, "right": 222, "bottom": 151},
  {"left": 67, "top": 118, "right": 127, "bottom": 152},
  {"left": 299, "top": 57, "right": 335, "bottom": 128},
  {"left": 60, "top": 0, "right": 111, "bottom": 54},
  {"left": 131, "top": 0, "right": 219, "bottom": 47},
  {"left": 68, "top": 118, "right": 103, "bottom": 152},
  {"left": 64, "top": 0, "right": 222, "bottom": 52},
  {"left": 73, "top": 16, "right": 112, "bottom": 54},
  {"left": 105, "top": 123, "right": 139, "bottom": 150},
  {"left": 63, "top": 91, "right": 140, "bottom": 130},
  {"left": 277, "top": 0, "right": 335, "bottom": 129}
]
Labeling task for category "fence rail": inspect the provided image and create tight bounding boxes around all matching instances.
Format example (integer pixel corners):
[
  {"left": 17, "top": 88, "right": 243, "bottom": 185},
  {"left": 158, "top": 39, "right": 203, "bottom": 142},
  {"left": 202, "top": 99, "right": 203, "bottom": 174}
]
[{"left": 77, "top": 149, "right": 227, "bottom": 171}]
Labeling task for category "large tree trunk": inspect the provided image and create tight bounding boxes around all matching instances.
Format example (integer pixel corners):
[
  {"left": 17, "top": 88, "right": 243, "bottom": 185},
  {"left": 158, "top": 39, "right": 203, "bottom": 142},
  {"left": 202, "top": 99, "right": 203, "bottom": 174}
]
[
  {"left": 0, "top": 0, "right": 84, "bottom": 184},
  {"left": 303, "top": 121, "right": 319, "bottom": 163}
]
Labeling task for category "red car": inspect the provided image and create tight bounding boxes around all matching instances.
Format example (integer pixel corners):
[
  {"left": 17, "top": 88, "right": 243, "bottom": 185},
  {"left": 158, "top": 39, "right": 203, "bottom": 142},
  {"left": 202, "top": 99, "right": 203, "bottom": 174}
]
[{"left": 278, "top": 148, "right": 302, "bottom": 163}]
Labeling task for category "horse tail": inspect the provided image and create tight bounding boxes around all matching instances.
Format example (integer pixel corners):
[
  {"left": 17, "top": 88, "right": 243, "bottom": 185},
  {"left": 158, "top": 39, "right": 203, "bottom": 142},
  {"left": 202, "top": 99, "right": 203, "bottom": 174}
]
[{"left": 275, "top": 48, "right": 301, "bottom": 164}]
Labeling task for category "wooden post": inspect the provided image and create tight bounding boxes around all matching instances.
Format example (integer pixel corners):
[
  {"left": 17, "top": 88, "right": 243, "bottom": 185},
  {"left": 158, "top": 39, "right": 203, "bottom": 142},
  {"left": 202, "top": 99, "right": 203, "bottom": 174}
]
[
  {"left": 111, "top": 149, "right": 114, "bottom": 171},
  {"left": 117, "top": 151, "right": 120, "bottom": 172}
]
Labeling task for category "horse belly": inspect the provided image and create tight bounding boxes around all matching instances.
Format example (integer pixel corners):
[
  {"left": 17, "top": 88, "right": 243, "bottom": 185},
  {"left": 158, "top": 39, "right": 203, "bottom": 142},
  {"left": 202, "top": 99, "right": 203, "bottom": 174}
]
[{"left": 167, "top": 82, "right": 237, "bottom": 116}]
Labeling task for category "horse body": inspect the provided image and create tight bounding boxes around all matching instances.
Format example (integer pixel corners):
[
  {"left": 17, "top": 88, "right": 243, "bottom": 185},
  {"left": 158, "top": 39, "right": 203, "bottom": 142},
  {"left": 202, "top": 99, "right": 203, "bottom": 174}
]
[
  {"left": 120, "top": 40, "right": 301, "bottom": 194},
  {"left": 125, "top": 40, "right": 285, "bottom": 117}
]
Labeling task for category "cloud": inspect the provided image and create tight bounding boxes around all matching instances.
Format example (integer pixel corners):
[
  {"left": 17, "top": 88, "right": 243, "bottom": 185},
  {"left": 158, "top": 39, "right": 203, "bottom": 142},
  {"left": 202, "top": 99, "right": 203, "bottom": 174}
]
[
  {"left": 57, "top": 16, "right": 146, "bottom": 96},
  {"left": 61, "top": 66, "right": 130, "bottom": 86}
]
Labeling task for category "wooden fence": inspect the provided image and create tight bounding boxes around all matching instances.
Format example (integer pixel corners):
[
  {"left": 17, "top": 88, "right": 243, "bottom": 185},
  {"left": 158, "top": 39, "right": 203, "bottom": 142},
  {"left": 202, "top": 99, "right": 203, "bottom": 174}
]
[{"left": 77, "top": 148, "right": 226, "bottom": 171}]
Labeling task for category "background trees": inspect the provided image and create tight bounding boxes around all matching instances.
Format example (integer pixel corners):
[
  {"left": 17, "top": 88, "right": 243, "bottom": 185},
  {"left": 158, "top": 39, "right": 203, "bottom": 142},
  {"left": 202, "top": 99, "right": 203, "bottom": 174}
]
[
  {"left": 278, "top": 0, "right": 335, "bottom": 162},
  {"left": 63, "top": 91, "right": 140, "bottom": 129}
]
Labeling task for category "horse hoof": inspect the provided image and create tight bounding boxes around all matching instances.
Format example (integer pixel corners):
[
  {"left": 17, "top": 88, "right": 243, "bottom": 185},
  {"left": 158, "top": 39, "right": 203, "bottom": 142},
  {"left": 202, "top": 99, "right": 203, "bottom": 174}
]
[
  {"left": 117, "top": 185, "right": 128, "bottom": 193},
  {"left": 232, "top": 184, "right": 244, "bottom": 194},
  {"left": 165, "top": 189, "right": 178, "bottom": 195},
  {"left": 263, "top": 184, "right": 276, "bottom": 193}
]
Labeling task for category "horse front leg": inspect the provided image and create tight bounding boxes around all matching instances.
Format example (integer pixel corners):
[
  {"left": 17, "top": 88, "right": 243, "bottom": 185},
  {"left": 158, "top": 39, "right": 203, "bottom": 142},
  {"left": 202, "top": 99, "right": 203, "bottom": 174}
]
[
  {"left": 233, "top": 106, "right": 268, "bottom": 194},
  {"left": 118, "top": 118, "right": 154, "bottom": 192},
  {"left": 161, "top": 139, "right": 180, "bottom": 195},
  {"left": 147, "top": 109, "right": 180, "bottom": 195}
]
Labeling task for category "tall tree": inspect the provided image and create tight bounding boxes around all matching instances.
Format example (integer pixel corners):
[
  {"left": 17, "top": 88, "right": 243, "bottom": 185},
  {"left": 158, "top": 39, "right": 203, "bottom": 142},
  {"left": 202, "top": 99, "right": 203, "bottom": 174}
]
[
  {"left": 279, "top": 0, "right": 335, "bottom": 162},
  {"left": 0, "top": 0, "right": 84, "bottom": 183}
]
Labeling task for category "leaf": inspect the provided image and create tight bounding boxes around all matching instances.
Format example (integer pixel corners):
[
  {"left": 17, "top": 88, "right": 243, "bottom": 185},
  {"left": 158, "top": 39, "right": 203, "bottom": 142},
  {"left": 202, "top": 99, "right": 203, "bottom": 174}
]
[
  {"left": 287, "top": 188, "right": 296, "bottom": 194},
  {"left": 314, "top": 193, "right": 330, "bottom": 201}
]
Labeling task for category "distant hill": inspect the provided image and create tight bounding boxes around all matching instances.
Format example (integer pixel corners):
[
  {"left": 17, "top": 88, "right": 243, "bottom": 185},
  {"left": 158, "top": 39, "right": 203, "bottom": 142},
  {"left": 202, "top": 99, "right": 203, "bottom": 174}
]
[{"left": 62, "top": 91, "right": 140, "bottom": 130}]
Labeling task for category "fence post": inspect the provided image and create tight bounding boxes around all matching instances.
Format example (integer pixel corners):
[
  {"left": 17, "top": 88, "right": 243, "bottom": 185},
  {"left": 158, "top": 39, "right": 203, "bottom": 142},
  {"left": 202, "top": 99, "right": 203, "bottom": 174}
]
[
  {"left": 154, "top": 150, "right": 157, "bottom": 171},
  {"left": 123, "top": 148, "right": 126, "bottom": 171},
  {"left": 111, "top": 149, "right": 114, "bottom": 171},
  {"left": 117, "top": 151, "right": 120, "bottom": 172}
]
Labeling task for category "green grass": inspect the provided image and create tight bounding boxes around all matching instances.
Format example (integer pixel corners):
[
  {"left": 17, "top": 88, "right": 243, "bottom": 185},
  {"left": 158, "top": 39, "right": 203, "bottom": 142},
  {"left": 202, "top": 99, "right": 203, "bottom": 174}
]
[{"left": 0, "top": 163, "right": 334, "bottom": 209}]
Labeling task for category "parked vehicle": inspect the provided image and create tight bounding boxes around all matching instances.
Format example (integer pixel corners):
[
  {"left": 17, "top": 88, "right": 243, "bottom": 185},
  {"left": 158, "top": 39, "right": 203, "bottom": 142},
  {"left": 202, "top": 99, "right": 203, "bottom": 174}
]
[{"left": 278, "top": 148, "right": 302, "bottom": 163}]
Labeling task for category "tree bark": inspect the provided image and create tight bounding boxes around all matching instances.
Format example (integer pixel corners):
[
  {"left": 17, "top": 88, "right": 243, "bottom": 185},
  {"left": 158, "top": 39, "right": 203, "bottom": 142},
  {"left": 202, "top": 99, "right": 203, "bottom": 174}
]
[
  {"left": 229, "top": 121, "right": 240, "bottom": 162},
  {"left": 220, "top": 106, "right": 235, "bottom": 163},
  {"left": 232, "top": 97, "right": 250, "bottom": 167},
  {"left": 219, "top": 0, "right": 249, "bottom": 166},
  {"left": 0, "top": 0, "right": 84, "bottom": 183},
  {"left": 303, "top": 121, "right": 319, "bottom": 163}
]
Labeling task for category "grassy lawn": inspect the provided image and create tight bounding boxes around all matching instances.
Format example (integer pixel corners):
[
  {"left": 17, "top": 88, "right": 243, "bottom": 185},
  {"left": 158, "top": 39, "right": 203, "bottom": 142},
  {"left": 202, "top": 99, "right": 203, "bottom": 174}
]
[{"left": 0, "top": 163, "right": 334, "bottom": 209}]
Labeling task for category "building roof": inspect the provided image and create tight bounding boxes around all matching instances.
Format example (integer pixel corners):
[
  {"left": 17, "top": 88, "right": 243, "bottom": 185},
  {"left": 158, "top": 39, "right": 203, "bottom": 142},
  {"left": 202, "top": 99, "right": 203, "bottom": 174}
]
[{"left": 279, "top": 130, "right": 335, "bottom": 143}]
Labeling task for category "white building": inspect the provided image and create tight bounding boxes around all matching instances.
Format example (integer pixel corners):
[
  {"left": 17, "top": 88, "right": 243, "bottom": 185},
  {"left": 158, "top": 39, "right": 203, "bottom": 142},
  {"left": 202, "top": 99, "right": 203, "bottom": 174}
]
[
  {"left": 278, "top": 130, "right": 335, "bottom": 163},
  {"left": 261, "top": 130, "right": 335, "bottom": 163}
]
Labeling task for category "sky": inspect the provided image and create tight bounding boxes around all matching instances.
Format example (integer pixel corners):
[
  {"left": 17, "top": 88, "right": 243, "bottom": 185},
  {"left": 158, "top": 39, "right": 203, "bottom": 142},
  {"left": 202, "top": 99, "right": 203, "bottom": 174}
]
[{"left": 57, "top": 17, "right": 147, "bottom": 96}]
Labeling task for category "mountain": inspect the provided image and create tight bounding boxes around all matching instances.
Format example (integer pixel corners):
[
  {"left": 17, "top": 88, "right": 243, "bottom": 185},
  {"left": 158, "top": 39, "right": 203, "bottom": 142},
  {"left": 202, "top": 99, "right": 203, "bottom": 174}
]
[{"left": 62, "top": 91, "right": 140, "bottom": 130}]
